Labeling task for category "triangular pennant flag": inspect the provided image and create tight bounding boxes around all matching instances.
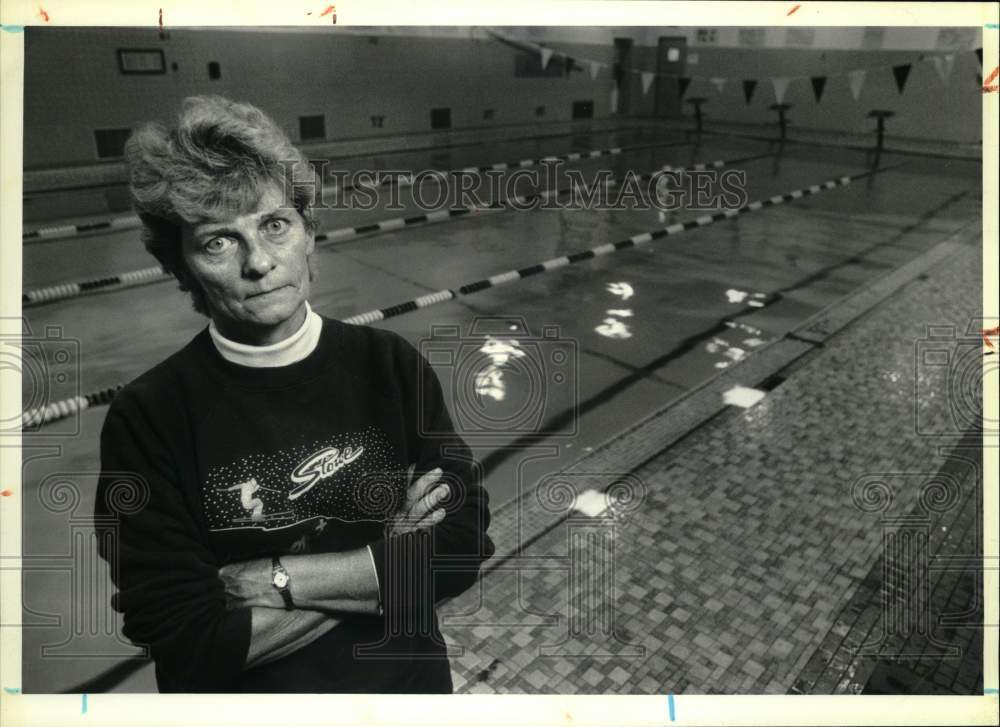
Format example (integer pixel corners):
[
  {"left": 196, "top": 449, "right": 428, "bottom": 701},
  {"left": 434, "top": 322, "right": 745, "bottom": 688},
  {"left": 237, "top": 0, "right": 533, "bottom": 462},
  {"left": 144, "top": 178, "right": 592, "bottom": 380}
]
[
  {"left": 678, "top": 77, "right": 692, "bottom": 98},
  {"left": 848, "top": 69, "right": 867, "bottom": 101},
  {"left": 930, "top": 54, "right": 956, "bottom": 85},
  {"left": 589, "top": 61, "right": 600, "bottom": 80},
  {"left": 641, "top": 71, "right": 655, "bottom": 96},
  {"left": 975, "top": 48, "right": 982, "bottom": 67},
  {"left": 540, "top": 47, "right": 553, "bottom": 70},
  {"left": 771, "top": 78, "right": 790, "bottom": 105},
  {"left": 743, "top": 79, "right": 757, "bottom": 104},
  {"left": 810, "top": 76, "right": 827, "bottom": 102},
  {"left": 709, "top": 77, "right": 727, "bottom": 95},
  {"left": 892, "top": 64, "right": 912, "bottom": 93}
]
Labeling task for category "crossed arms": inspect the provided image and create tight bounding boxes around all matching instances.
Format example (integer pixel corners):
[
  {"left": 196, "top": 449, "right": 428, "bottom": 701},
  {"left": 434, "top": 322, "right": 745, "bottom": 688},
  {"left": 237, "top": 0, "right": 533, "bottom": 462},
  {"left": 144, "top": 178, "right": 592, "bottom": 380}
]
[{"left": 221, "top": 468, "right": 452, "bottom": 669}]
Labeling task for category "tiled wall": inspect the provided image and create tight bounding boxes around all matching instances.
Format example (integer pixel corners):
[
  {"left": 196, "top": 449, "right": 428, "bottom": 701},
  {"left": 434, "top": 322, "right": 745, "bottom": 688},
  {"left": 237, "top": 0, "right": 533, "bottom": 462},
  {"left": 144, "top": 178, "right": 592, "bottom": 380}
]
[
  {"left": 23, "top": 26, "right": 983, "bottom": 170},
  {"left": 23, "top": 27, "right": 622, "bottom": 169}
]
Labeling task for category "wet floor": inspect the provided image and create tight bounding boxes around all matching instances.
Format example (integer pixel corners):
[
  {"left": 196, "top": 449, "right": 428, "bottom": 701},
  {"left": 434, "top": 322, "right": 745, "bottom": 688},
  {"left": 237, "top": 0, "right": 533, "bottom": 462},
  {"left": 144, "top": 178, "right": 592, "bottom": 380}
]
[{"left": 17, "top": 126, "right": 982, "bottom": 692}]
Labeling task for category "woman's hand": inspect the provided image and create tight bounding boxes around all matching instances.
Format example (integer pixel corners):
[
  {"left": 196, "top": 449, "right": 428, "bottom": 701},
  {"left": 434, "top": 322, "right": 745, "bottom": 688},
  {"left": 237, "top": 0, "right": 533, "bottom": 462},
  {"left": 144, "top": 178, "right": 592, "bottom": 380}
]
[
  {"left": 219, "top": 558, "right": 283, "bottom": 610},
  {"left": 388, "top": 466, "right": 450, "bottom": 536}
]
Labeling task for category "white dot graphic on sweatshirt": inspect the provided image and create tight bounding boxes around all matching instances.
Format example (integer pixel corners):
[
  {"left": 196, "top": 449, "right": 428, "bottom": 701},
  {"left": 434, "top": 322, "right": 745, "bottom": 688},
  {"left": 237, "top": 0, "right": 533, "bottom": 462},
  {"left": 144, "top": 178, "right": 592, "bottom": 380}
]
[{"left": 202, "top": 425, "right": 403, "bottom": 533}]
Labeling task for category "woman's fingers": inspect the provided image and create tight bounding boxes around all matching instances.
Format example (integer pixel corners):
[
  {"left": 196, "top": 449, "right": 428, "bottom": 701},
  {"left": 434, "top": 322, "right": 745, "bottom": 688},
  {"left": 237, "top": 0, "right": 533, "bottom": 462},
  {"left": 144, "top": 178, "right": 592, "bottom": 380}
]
[
  {"left": 397, "top": 466, "right": 442, "bottom": 517},
  {"left": 404, "top": 467, "right": 442, "bottom": 508},
  {"left": 388, "top": 466, "right": 452, "bottom": 535},
  {"left": 390, "top": 506, "right": 446, "bottom": 535}
]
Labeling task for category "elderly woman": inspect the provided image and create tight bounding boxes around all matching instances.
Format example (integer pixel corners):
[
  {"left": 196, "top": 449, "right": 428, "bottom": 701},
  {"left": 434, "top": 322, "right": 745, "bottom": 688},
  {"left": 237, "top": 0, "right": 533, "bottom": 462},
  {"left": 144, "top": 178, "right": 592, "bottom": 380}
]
[{"left": 94, "top": 96, "right": 494, "bottom": 693}]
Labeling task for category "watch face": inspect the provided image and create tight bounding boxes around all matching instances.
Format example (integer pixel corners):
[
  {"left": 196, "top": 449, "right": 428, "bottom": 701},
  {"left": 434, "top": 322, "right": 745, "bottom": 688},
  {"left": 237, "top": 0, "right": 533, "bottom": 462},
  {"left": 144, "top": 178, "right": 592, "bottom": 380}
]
[{"left": 273, "top": 572, "right": 289, "bottom": 588}]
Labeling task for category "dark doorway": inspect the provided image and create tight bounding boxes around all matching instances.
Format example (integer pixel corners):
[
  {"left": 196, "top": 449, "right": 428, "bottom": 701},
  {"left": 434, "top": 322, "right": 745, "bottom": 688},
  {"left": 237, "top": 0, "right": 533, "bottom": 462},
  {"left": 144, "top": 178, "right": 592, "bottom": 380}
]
[
  {"left": 613, "top": 37, "right": 633, "bottom": 114},
  {"left": 430, "top": 107, "right": 451, "bottom": 130},
  {"left": 654, "top": 36, "right": 687, "bottom": 118},
  {"left": 572, "top": 100, "right": 594, "bottom": 119}
]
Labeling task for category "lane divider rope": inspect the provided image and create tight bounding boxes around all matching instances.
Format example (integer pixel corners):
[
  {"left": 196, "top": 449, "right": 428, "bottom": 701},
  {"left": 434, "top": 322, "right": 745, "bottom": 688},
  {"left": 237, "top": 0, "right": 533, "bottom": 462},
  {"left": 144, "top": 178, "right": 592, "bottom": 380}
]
[
  {"left": 24, "top": 162, "right": 901, "bottom": 428},
  {"left": 343, "top": 163, "right": 895, "bottom": 325},
  {"left": 22, "top": 137, "right": 690, "bottom": 242},
  {"left": 22, "top": 386, "right": 122, "bottom": 429},
  {"left": 23, "top": 151, "right": 770, "bottom": 308}
]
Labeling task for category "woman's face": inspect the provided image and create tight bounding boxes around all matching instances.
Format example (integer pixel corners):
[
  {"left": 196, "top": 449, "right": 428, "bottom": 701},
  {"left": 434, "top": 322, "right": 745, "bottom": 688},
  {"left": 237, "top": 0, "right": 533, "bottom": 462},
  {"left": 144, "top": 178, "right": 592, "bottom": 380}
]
[{"left": 180, "top": 183, "right": 315, "bottom": 345}]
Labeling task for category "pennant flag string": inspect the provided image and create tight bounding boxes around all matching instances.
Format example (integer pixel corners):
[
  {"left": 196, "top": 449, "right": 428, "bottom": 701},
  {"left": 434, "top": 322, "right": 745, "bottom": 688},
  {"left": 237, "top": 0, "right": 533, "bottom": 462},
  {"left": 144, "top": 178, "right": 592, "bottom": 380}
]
[
  {"left": 484, "top": 29, "right": 979, "bottom": 93},
  {"left": 931, "top": 54, "right": 955, "bottom": 85},
  {"left": 641, "top": 71, "right": 655, "bottom": 95},
  {"left": 771, "top": 77, "right": 790, "bottom": 105},
  {"left": 848, "top": 69, "right": 867, "bottom": 101},
  {"left": 892, "top": 63, "right": 912, "bottom": 93},
  {"left": 810, "top": 76, "right": 827, "bottom": 102},
  {"left": 540, "top": 47, "right": 554, "bottom": 70}
]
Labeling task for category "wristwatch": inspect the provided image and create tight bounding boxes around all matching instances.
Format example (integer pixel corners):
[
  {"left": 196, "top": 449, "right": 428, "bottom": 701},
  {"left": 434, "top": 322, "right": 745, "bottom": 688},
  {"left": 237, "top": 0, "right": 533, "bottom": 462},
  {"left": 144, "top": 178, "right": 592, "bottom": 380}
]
[{"left": 271, "top": 556, "right": 294, "bottom": 610}]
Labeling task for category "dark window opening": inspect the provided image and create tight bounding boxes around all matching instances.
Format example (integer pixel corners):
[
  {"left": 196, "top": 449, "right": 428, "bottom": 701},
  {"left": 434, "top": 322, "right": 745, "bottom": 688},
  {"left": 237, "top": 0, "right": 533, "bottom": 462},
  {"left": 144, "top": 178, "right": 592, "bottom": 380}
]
[
  {"left": 299, "top": 115, "right": 326, "bottom": 141},
  {"left": 572, "top": 101, "right": 594, "bottom": 119},
  {"left": 483, "top": 108, "right": 495, "bottom": 120},
  {"left": 431, "top": 108, "right": 451, "bottom": 130},
  {"left": 208, "top": 61, "right": 221, "bottom": 80},
  {"left": 94, "top": 128, "right": 132, "bottom": 160},
  {"left": 535, "top": 105, "right": 546, "bottom": 117}
]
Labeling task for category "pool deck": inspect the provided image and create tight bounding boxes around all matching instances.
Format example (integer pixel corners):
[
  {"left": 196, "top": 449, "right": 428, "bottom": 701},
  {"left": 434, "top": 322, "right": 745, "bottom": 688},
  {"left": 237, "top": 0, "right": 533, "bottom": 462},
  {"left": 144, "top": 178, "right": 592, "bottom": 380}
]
[{"left": 439, "top": 223, "right": 988, "bottom": 695}]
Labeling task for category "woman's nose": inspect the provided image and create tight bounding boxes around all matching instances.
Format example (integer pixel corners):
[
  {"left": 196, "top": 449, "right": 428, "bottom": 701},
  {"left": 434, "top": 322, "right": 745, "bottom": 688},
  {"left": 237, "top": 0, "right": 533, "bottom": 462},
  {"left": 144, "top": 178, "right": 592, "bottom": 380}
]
[{"left": 242, "top": 237, "right": 277, "bottom": 277}]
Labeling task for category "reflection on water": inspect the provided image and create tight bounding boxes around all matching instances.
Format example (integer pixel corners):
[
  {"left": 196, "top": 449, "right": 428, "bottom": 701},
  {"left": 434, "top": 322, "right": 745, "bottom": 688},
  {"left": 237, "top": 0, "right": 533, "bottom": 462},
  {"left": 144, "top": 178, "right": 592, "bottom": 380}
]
[
  {"left": 596, "top": 282, "right": 636, "bottom": 339},
  {"left": 474, "top": 337, "right": 526, "bottom": 401},
  {"left": 725, "top": 321, "right": 767, "bottom": 348},
  {"left": 707, "top": 321, "right": 770, "bottom": 369},
  {"left": 722, "top": 385, "right": 767, "bottom": 408},
  {"left": 707, "top": 337, "right": 747, "bottom": 368},
  {"left": 607, "top": 281, "right": 634, "bottom": 300},
  {"left": 725, "top": 288, "right": 768, "bottom": 306},
  {"left": 596, "top": 316, "right": 632, "bottom": 339}
]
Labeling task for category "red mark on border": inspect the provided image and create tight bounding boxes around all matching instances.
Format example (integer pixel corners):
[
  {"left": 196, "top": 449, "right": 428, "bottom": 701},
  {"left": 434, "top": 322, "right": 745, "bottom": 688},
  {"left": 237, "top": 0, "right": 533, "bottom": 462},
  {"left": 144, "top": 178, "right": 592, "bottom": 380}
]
[
  {"left": 983, "top": 66, "right": 999, "bottom": 93},
  {"left": 787, "top": 4, "right": 801, "bottom": 16},
  {"left": 39, "top": 7, "right": 50, "bottom": 21},
  {"left": 983, "top": 325, "right": 999, "bottom": 353},
  {"left": 1, "top": 490, "right": 13, "bottom": 497}
]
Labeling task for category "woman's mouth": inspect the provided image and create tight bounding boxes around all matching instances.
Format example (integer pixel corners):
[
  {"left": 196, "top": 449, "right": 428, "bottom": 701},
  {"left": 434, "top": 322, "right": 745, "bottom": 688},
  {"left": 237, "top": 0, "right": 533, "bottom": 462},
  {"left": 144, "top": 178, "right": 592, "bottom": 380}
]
[{"left": 246, "top": 285, "right": 289, "bottom": 299}]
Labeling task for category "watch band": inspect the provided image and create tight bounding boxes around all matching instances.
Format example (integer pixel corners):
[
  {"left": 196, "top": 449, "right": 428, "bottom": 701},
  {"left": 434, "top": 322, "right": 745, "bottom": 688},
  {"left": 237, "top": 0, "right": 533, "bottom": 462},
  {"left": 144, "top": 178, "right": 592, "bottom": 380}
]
[{"left": 271, "top": 556, "right": 294, "bottom": 610}]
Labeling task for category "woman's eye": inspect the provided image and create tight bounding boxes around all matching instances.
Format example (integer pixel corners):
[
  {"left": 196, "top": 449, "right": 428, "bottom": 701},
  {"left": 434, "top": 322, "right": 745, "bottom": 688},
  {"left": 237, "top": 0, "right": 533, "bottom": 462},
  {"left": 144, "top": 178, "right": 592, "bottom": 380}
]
[
  {"left": 204, "top": 236, "right": 234, "bottom": 254},
  {"left": 265, "top": 218, "right": 289, "bottom": 235}
]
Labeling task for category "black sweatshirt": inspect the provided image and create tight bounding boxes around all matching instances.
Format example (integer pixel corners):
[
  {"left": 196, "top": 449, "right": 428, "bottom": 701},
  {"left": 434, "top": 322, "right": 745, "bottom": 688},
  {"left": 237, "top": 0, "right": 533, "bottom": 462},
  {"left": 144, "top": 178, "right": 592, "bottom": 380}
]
[{"left": 94, "top": 316, "right": 495, "bottom": 693}]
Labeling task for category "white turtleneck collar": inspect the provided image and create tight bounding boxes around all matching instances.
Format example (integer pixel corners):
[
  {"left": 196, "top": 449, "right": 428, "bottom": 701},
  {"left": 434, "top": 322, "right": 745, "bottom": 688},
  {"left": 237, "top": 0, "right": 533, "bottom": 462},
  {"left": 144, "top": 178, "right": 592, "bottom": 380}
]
[{"left": 208, "top": 302, "right": 323, "bottom": 368}]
